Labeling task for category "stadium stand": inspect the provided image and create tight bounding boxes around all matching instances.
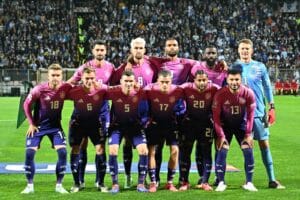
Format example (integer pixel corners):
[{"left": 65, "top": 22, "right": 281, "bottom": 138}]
[{"left": 0, "top": 0, "right": 299, "bottom": 95}]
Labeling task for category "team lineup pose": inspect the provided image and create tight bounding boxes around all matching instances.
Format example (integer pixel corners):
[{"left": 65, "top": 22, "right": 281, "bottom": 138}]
[{"left": 21, "top": 37, "right": 286, "bottom": 194}]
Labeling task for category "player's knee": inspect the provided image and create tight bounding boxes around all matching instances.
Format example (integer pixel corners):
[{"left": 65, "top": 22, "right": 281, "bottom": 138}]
[
  {"left": 109, "top": 145, "right": 119, "bottom": 156},
  {"left": 170, "top": 146, "right": 179, "bottom": 158},
  {"left": 80, "top": 137, "right": 88, "bottom": 149},
  {"left": 71, "top": 145, "right": 80, "bottom": 154},
  {"left": 148, "top": 146, "right": 156, "bottom": 157},
  {"left": 221, "top": 143, "right": 229, "bottom": 150},
  {"left": 95, "top": 144, "right": 105, "bottom": 154},
  {"left": 258, "top": 140, "right": 269, "bottom": 149},
  {"left": 136, "top": 144, "right": 148, "bottom": 155}
]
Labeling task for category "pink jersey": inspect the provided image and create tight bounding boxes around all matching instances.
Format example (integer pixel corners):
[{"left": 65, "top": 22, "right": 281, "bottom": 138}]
[
  {"left": 181, "top": 82, "right": 219, "bottom": 125},
  {"left": 71, "top": 59, "right": 115, "bottom": 84},
  {"left": 190, "top": 61, "right": 227, "bottom": 87},
  {"left": 111, "top": 57, "right": 158, "bottom": 87},
  {"left": 23, "top": 82, "right": 72, "bottom": 127},
  {"left": 145, "top": 83, "right": 185, "bottom": 123},
  {"left": 149, "top": 57, "right": 197, "bottom": 84},
  {"left": 212, "top": 85, "right": 256, "bottom": 138},
  {"left": 105, "top": 86, "right": 148, "bottom": 125},
  {"left": 66, "top": 85, "right": 108, "bottom": 127}
]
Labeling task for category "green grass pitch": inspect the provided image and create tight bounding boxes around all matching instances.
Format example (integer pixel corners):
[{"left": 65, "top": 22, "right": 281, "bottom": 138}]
[{"left": 0, "top": 96, "right": 299, "bottom": 199}]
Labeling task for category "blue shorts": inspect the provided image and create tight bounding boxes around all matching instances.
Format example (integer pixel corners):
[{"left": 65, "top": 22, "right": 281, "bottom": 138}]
[
  {"left": 253, "top": 117, "right": 270, "bottom": 140},
  {"left": 108, "top": 126, "right": 147, "bottom": 147},
  {"left": 26, "top": 127, "right": 67, "bottom": 148}
]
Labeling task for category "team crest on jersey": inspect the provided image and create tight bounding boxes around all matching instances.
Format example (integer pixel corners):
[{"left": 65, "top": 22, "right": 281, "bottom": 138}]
[
  {"left": 78, "top": 99, "right": 84, "bottom": 103},
  {"left": 224, "top": 100, "right": 230, "bottom": 105},
  {"left": 60, "top": 92, "right": 65, "bottom": 99},
  {"left": 117, "top": 98, "right": 123, "bottom": 103},
  {"left": 239, "top": 97, "right": 246, "bottom": 105},
  {"left": 205, "top": 93, "right": 211, "bottom": 99},
  {"left": 44, "top": 96, "right": 51, "bottom": 101},
  {"left": 26, "top": 139, "right": 31, "bottom": 146},
  {"left": 132, "top": 96, "right": 138, "bottom": 103},
  {"left": 93, "top": 94, "right": 99, "bottom": 101},
  {"left": 189, "top": 95, "right": 195, "bottom": 99},
  {"left": 169, "top": 96, "right": 176, "bottom": 103},
  {"left": 154, "top": 98, "right": 159, "bottom": 103}
]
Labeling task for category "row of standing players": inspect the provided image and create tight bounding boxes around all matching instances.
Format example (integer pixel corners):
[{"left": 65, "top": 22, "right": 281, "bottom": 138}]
[{"left": 20, "top": 37, "right": 285, "bottom": 194}]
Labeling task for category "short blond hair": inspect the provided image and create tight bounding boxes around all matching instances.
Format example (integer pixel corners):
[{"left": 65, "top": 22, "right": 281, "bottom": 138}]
[
  {"left": 48, "top": 63, "right": 62, "bottom": 71},
  {"left": 82, "top": 66, "right": 95, "bottom": 74},
  {"left": 238, "top": 38, "right": 253, "bottom": 48},
  {"left": 130, "top": 37, "right": 146, "bottom": 49}
]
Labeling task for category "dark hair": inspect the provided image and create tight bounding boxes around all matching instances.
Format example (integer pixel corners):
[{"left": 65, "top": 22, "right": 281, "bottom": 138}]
[
  {"left": 158, "top": 69, "right": 172, "bottom": 78},
  {"left": 91, "top": 39, "right": 106, "bottom": 49},
  {"left": 227, "top": 68, "right": 242, "bottom": 75},
  {"left": 195, "top": 70, "right": 208, "bottom": 77},
  {"left": 204, "top": 44, "right": 217, "bottom": 50},
  {"left": 121, "top": 70, "right": 135, "bottom": 77}
]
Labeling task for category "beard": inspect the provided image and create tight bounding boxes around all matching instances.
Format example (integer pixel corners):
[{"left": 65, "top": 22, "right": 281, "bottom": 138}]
[
  {"left": 95, "top": 55, "right": 104, "bottom": 61},
  {"left": 134, "top": 53, "right": 143, "bottom": 60},
  {"left": 205, "top": 58, "right": 216, "bottom": 67},
  {"left": 166, "top": 50, "right": 178, "bottom": 57}
]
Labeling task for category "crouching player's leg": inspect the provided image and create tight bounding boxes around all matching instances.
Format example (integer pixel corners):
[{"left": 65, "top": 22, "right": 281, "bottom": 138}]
[
  {"left": 132, "top": 130, "right": 148, "bottom": 193},
  {"left": 108, "top": 130, "right": 121, "bottom": 194},
  {"left": 215, "top": 137, "right": 229, "bottom": 192},
  {"left": 239, "top": 133, "right": 257, "bottom": 192}
]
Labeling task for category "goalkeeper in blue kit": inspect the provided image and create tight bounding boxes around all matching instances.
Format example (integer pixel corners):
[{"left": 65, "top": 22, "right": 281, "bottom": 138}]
[{"left": 233, "top": 39, "right": 285, "bottom": 189}]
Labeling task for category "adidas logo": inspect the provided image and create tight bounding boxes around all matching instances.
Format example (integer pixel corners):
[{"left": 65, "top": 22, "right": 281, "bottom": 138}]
[
  {"left": 189, "top": 95, "right": 195, "bottom": 99},
  {"left": 154, "top": 98, "right": 159, "bottom": 102},
  {"left": 44, "top": 96, "right": 51, "bottom": 101},
  {"left": 78, "top": 99, "right": 84, "bottom": 103},
  {"left": 117, "top": 98, "right": 123, "bottom": 103}
]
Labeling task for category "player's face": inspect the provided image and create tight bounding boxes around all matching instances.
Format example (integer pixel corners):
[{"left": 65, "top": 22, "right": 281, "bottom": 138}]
[
  {"left": 194, "top": 74, "right": 209, "bottom": 91},
  {"left": 204, "top": 47, "right": 217, "bottom": 66},
  {"left": 82, "top": 72, "right": 96, "bottom": 89},
  {"left": 157, "top": 75, "right": 172, "bottom": 93},
  {"left": 131, "top": 42, "right": 146, "bottom": 60},
  {"left": 227, "top": 74, "right": 242, "bottom": 92},
  {"left": 165, "top": 40, "right": 179, "bottom": 57},
  {"left": 92, "top": 44, "right": 106, "bottom": 61},
  {"left": 48, "top": 69, "right": 62, "bottom": 88},
  {"left": 121, "top": 75, "right": 135, "bottom": 94},
  {"left": 238, "top": 43, "right": 253, "bottom": 62}
]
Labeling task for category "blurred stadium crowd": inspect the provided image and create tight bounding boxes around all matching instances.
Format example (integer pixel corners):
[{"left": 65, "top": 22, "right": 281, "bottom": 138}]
[{"left": 0, "top": 0, "right": 299, "bottom": 72}]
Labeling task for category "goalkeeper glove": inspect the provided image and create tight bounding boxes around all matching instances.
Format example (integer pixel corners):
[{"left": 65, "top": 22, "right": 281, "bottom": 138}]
[{"left": 268, "top": 104, "right": 276, "bottom": 125}]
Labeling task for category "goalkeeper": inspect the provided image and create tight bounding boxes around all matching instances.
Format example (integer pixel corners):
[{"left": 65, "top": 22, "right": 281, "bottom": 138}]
[{"left": 232, "top": 39, "right": 285, "bottom": 189}]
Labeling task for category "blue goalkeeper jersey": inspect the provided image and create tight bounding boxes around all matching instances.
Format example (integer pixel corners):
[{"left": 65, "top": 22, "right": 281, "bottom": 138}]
[{"left": 233, "top": 60, "right": 274, "bottom": 118}]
